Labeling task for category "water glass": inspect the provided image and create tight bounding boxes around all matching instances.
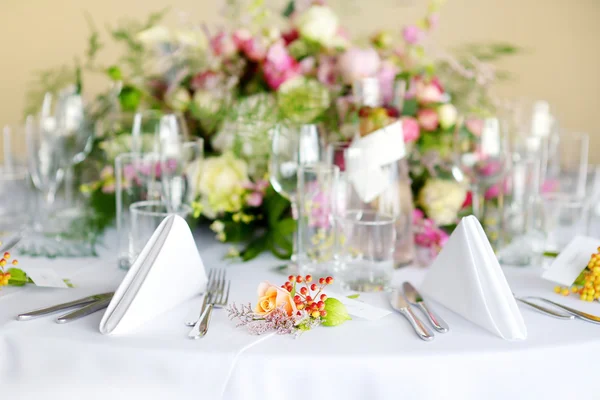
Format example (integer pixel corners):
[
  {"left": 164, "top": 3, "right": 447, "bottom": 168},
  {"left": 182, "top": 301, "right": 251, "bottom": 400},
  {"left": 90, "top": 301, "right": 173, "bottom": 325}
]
[
  {"left": 128, "top": 200, "right": 192, "bottom": 264},
  {"left": 541, "top": 193, "right": 588, "bottom": 253},
  {"left": 334, "top": 210, "right": 396, "bottom": 292},
  {"left": 116, "top": 152, "right": 162, "bottom": 269},
  {"left": 0, "top": 125, "right": 31, "bottom": 232},
  {"left": 296, "top": 164, "right": 339, "bottom": 275},
  {"left": 541, "top": 132, "right": 589, "bottom": 197},
  {"left": 497, "top": 158, "right": 545, "bottom": 266}
]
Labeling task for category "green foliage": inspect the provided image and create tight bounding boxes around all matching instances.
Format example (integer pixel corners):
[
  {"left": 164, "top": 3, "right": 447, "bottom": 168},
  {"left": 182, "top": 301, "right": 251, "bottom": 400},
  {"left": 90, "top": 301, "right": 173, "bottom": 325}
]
[
  {"left": 7, "top": 268, "right": 30, "bottom": 286},
  {"left": 282, "top": 0, "right": 295, "bottom": 17},
  {"left": 118, "top": 85, "right": 143, "bottom": 111},
  {"left": 322, "top": 298, "right": 351, "bottom": 327}
]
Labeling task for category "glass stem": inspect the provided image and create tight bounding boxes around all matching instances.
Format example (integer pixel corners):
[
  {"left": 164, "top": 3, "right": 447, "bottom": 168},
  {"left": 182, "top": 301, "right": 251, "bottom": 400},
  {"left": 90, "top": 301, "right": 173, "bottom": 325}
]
[
  {"left": 290, "top": 199, "right": 299, "bottom": 263},
  {"left": 471, "top": 186, "right": 486, "bottom": 221}
]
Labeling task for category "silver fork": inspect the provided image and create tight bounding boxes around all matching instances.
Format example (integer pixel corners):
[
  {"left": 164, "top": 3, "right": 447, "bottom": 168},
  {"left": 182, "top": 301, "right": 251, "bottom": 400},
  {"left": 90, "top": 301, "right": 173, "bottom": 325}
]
[
  {"left": 185, "top": 269, "right": 217, "bottom": 326},
  {"left": 188, "top": 273, "right": 230, "bottom": 339}
]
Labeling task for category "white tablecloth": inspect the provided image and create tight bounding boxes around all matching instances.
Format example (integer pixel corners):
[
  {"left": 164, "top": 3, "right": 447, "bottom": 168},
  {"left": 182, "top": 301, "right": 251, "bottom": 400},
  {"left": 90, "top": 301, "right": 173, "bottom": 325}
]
[{"left": 1, "top": 231, "right": 600, "bottom": 400}]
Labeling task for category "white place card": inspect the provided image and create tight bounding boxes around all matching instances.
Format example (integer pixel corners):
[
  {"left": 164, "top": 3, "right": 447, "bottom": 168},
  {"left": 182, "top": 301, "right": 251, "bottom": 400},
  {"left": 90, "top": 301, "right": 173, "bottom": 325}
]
[
  {"left": 328, "top": 292, "right": 392, "bottom": 321},
  {"left": 542, "top": 236, "right": 599, "bottom": 286},
  {"left": 21, "top": 267, "right": 70, "bottom": 288}
]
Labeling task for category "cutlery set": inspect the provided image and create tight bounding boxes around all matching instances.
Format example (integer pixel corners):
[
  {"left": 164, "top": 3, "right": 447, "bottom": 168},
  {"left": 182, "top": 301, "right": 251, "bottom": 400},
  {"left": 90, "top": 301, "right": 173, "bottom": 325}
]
[
  {"left": 390, "top": 282, "right": 449, "bottom": 341},
  {"left": 15, "top": 268, "right": 231, "bottom": 339}
]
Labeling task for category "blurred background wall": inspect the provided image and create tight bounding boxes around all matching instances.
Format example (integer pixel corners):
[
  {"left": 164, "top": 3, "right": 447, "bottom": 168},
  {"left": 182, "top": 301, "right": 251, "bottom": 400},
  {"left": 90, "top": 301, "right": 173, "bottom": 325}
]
[{"left": 1, "top": 0, "right": 599, "bottom": 159}]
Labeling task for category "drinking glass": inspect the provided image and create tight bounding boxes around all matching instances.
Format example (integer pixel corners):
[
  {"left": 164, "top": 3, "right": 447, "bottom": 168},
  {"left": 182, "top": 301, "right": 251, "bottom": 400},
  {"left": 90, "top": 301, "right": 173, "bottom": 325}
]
[
  {"left": 455, "top": 116, "right": 510, "bottom": 241},
  {"left": 541, "top": 132, "right": 589, "bottom": 197},
  {"left": 160, "top": 138, "right": 204, "bottom": 213},
  {"left": 129, "top": 200, "right": 192, "bottom": 264},
  {"left": 116, "top": 152, "right": 162, "bottom": 269},
  {"left": 296, "top": 163, "right": 339, "bottom": 276},
  {"left": 497, "top": 158, "right": 545, "bottom": 266},
  {"left": 25, "top": 114, "right": 67, "bottom": 233},
  {"left": 334, "top": 210, "right": 396, "bottom": 292},
  {"left": 541, "top": 193, "right": 588, "bottom": 253},
  {"left": 132, "top": 110, "right": 189, "bottom": 154},
  {"left": 269, "top": 123, "right": 324, "bottom": 271},
  {"left": 0, "top": 125, "right": 31, "bottom": 233}
]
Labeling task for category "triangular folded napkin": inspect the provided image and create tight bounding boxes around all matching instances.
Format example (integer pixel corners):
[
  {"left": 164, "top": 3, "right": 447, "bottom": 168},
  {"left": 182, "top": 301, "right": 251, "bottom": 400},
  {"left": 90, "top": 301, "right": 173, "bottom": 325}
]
[
  {"left": 420, "top": 215, "right": 527, "bottom": 340},
  {"left": 100, "top": 215, "right": 207, "bottom": 335}
]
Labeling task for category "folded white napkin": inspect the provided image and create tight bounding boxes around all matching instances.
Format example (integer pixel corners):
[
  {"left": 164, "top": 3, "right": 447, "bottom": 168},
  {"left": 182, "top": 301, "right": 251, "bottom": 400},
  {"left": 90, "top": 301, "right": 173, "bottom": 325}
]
[
  {"left": 100, "top": 215, "right": 207, "bottom": 335},
  {"left": 420, "top": 215, "right": 527, "bottom": 340}
]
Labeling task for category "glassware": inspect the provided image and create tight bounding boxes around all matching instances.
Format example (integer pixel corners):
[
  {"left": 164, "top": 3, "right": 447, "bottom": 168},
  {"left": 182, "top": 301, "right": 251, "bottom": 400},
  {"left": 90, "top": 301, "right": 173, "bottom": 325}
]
[
  {"left": 25, "top": 114, "right": 67, "bottom": 233},
  {"left": 296, "top": 163, "right": 339, "bottom": 276},
  {"left": 269, "top": 123, "right": 324, "bottom": 271},
  {"left": 334, "top": 210, "right": 396, "bottom": 292},
  {"left": 160, "top": 138, "right": 204, "bottom": 213},
  {"left": 129, "top": 200, "right": 192, "bottom": 264},
  {"left": 497, "top": 158, "right": 545, "bottom": 266},
  {"left": 541, "top": 132, "right": 589, "bottom": 197},
  {"left": 541, "top": 193, "right": 588, "bottom": 253},
  {"left": 116, "top": 152, "right": 161, "bottom": 269},
  {"left": 454, "top": 116, "right": 510, "bottom": 243},
  {"left": 132, "top": 110, "right": 189, "bottom": 154},
  {"left": 0, "top": 125, "right": 31, "bottom": 233}
]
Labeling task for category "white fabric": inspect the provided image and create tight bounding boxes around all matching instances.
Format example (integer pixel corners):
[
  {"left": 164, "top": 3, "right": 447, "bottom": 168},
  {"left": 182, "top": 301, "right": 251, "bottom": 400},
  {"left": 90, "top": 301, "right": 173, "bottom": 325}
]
[
  {"left": 2, "top": 229, "right": 600, "bottom": 400},
  {"left": 420, "top": 215, "right": 527, "bottom": 340},
  {"left": 100, "top": 215, "right": 207, "bottom": 335}
]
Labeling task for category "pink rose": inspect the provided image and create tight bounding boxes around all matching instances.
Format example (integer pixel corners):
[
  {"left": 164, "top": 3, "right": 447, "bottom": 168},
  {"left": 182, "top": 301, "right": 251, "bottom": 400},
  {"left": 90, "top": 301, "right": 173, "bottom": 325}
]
[
  {"left": 484, "top": 184, "right": 500, "bottom": 200},
  {"left": 378, "top": 61, "right": 399, "bottom": 105},
  {"left": 401, "top": 116, "right": 420, "bottom": 143},
  {"left": 403, "top": 25, "right": 424, "bottom": 45},
  {"left": 417, "top": 108, "right": 439, "bottom": 131},
  {"left": 317, "top": 55, "right": 337, "bottom": 86},
  {"left": 255, "top": 281, "right": 297, "bottom": 316},
  {"left": 246, "top": 192, "right": 264, "bottom": 207},
  {"left": 210, "top": 32, "right": 236, "bottom": 58},
  {"left": 233, "top": 29, "right": 267, "bottom": 61},
  {"left": 416, "top": 80, "right": 444, "bottom": 104},
  {"left": 338, "top": 47, "right": 381, "bottom": 84},
  {"left": 299, "top": 57, "right": 316, "bottom": 74},
  {"left": 263, "top": 41, "right": 301, "bottom": 90},
  {"left": 465, "top": 118, "right": 484, "bottom": 136},
  {"left": 413, "top": 208, "right": 425, "bottom": 221}
]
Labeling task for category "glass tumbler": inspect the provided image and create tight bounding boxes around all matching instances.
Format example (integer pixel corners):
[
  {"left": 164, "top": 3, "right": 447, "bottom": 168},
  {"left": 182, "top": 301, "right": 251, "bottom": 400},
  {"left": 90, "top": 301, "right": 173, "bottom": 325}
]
[
  {"left": 296, "top": 163, "right": 339, "bottom": 276},
  {"left": 541, "top": 193, "right": 588, "bottom": 253},
  {"left": 334, "top": 210, "right": 396, "bottom": 292},
  {"left": 128, "top": 200, "right": 192, "bottom": 264}
]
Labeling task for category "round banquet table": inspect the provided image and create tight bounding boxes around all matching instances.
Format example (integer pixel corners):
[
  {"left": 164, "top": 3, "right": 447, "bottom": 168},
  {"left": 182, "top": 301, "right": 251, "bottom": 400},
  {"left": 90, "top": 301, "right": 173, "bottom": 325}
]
[{"left": 1, "top": 230, "right": 599, "bottom": 400}]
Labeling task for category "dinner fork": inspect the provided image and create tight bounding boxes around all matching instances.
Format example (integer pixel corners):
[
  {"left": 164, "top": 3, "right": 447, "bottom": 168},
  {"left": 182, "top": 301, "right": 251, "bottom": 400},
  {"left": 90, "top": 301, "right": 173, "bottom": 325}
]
[
  {"left": 185, "top": 269, "right": 218, "bottom": 326},
  {"left": 188, "top": 274, "right": 230, "bottom": 339}
]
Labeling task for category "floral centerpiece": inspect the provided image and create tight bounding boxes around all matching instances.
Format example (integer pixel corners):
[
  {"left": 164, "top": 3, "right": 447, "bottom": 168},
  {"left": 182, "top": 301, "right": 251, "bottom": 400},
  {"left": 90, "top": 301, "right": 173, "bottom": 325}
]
[{"left": 26, "top": 0, "right": 519, "bottom": 261}]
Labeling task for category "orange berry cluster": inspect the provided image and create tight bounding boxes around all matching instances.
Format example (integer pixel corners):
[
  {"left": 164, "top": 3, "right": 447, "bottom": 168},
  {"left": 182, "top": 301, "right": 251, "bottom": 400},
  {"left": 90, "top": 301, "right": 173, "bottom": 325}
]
[
  {"left": 554, "top": 247, "right": 600, "bottom": 302},
  {"left": 0, "top": 249, "right": 18, "bottom": 287},
  {"left": 281, "top": 275, "right": 334, "bottom": 319}
]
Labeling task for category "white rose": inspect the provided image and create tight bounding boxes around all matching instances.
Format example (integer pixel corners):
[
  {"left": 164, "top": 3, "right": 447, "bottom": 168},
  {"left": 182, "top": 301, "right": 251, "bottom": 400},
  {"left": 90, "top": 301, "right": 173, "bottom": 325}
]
[
  {"left": 137, "top": 26, "right": 171, "bottom": 45},
  {"left": 438, "top": 104, "right": 458, "bottom": 130},
  {"left": 166, "top": 88, "right": 191, "bottom": 112},
  {"left": 296, "top": 5, "right": 339, "bottom": 46},
  {"left": 418, "top": 179, "right": 467, "bottom": 226}
]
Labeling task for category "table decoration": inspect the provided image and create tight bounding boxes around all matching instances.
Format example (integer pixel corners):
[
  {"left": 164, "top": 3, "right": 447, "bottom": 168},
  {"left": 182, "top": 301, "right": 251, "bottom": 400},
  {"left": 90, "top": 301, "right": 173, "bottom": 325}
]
[
  {"left": 228, "top": 274, "right": 350, "bottom": 336},
  {"left": 26, "top": 0, "right": 520, "bottom": 260},
  {"left": 420, "top": 215, "right": 527, "bottom": 340},
  {"left": 100, "top": 214, "right": 207, "bottom": 335}
]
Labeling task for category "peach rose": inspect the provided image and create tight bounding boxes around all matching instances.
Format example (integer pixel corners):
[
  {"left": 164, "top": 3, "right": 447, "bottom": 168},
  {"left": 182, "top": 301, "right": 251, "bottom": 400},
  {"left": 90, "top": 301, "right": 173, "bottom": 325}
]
[{"left": 254, "top": 281, "right": 296, "bottom": 316}]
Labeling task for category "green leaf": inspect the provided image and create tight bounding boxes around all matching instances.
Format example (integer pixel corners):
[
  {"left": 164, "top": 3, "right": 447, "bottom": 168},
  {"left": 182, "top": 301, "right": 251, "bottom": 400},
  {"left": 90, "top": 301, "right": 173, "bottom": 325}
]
[
  {"left": 7, "top": 268, "right": 29, "bottom": 287},
  {"left": 402, "top": 99, "right": 418, "bottom": 117},
  {"left": 63, "top": 279, "right": 75, "bottom": 288},
  {"left": 119, "top": 85, "right": 142, "bottom": 111},
  {"left": 543, "top": 251, "right": 559, "bottom": 258},
  {"left": 282, "top": 0, "right": 295, "bottom": 17},
  {"left": 322, "top": 298, "right": 351, "bottom": 327},
  {"left": 346, "top": 294, "right": 360, "bottom": 299},
  {"left": 107, "top": 66, "right": 122, "bottom": 81},
  {"left": 264, "top": 186, "right": 291, "bottom": 226},
  {"left": 241, "top": 234, "right": 269, "bottom": 261}
]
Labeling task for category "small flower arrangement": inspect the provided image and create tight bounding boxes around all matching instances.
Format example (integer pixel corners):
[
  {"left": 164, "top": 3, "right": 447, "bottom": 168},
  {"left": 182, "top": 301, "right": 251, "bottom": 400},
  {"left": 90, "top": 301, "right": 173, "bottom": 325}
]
[
  {"left": 228, "top": 275, "right": 350, "bottom": 336},
  {"left": 553, "top": 247, "right": 600, "bottom": 302},
  {"left": 0, "top": 248, "right": 26, "bottom": 288}
]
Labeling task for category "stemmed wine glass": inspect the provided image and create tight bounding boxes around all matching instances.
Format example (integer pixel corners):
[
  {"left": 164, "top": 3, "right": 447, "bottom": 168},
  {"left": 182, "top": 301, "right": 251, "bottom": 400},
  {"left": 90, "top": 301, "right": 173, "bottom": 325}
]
[
  {"left": 269, "top": 123, "right": 324, "bottom": 272},
  {"left": 454, "top": 116, "right": 510, "bottom": 238}
]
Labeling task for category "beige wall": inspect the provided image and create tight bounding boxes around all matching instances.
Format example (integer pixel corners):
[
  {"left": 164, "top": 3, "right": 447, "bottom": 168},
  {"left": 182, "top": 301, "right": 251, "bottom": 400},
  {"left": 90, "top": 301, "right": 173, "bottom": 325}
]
[{"left": 1, "top": 0, "right": 599, "bottom": 160}]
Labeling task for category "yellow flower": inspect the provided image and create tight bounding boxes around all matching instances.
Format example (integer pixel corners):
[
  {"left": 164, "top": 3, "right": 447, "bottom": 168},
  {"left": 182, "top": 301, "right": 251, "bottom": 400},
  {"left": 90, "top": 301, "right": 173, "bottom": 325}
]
[{"left": 418, "top": 179, "right": 467, "bottom": 226}]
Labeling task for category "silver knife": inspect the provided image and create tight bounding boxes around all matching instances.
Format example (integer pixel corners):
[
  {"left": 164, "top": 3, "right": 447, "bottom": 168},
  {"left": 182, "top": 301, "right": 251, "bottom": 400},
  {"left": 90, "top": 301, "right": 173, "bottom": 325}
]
[
  {"left": 403, "top": 282, "right": 449, "bottom": 333},
  {"left": 56, "top": 297, "right": 112, "bottom": 324},
  {"left": 390, "top": 289, "right": 434, "bottom": 341},
  {"left": 16, "top": 292, "right": 114, "bottom": 321},
  {"left": 528, "top": 297, "right": 600, "bottom": 324}
]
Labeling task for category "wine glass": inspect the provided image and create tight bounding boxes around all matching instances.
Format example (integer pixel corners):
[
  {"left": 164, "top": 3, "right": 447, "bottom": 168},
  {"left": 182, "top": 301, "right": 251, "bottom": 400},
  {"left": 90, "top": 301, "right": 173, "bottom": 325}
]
[
  {"left": 454, "top": 116, "right": 510, "bottom": 227},
  {"left": 131, "top": 110, "right": 189, "bottom": 154},
  {"left": 160, "top": 138, "right": 204, "bottom": 213},
  {"left": 25, "top": 113, "right": 67, "bottom": 233},
  {"left": 269, "top": 123, "right": 324, "bottom": 272}
]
